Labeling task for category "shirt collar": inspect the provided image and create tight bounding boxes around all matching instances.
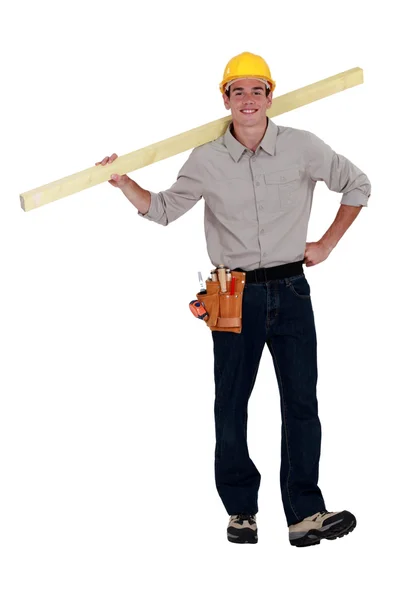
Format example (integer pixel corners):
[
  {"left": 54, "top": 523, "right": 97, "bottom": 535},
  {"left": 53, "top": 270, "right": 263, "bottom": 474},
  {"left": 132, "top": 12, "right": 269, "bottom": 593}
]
[{"left": 223, "top": 118, "right": 278, "bottom": 162}]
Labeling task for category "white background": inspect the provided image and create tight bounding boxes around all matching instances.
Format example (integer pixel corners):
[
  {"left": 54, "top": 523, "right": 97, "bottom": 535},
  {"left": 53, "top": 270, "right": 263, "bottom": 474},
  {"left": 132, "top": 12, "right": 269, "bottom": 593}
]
[{"left": 1, "top": 1, "right": 398, "bottom": 598}]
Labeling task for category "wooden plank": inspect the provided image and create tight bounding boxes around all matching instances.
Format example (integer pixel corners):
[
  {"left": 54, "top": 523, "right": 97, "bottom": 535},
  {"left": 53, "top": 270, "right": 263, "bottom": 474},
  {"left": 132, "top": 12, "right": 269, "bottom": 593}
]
[{"left": 20, "top": 67, "right": 363, "bottom": 212}]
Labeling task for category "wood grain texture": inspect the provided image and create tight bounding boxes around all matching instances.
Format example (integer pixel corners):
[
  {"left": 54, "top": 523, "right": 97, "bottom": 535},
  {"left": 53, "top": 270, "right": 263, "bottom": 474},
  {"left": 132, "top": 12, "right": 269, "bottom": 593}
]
[{"left": 20, "top": 67, "right": 363, "bottom": 212}]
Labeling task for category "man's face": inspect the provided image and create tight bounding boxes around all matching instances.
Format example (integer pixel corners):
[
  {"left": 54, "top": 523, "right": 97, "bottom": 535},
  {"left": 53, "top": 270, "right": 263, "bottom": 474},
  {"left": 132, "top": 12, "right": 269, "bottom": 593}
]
[{"left": 223, "top": 78, "right": 272, "bottom": 127}]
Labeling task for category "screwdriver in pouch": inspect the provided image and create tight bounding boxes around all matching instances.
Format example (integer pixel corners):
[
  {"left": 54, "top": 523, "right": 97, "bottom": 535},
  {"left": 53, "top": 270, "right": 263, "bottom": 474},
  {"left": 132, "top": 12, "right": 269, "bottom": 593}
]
[{"left": 198, "top": 271, "right": 206, "bottom": 294}]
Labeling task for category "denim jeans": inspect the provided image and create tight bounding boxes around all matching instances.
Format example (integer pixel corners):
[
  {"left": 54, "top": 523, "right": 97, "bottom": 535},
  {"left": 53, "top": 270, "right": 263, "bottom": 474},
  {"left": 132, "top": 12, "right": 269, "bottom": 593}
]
[{"left": 212, "top": 272, "right": 327, "bottom": 526}]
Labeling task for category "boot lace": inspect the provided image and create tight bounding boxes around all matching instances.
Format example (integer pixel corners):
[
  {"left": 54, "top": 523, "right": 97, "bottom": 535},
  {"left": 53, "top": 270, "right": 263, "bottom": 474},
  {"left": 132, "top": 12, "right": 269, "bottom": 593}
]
[{"left": 234, "top": 513, "right": 256, "bottom": 524}]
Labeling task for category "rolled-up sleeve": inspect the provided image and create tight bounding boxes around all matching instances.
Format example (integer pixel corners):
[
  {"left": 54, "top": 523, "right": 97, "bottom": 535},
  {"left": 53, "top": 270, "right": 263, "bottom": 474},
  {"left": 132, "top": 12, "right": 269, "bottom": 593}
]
[
  {"left": 305, "top": 131, "right": 371, "bottom": 206},
  {"left": 138, "top": 147, "right": 204, "bottom": 225}
]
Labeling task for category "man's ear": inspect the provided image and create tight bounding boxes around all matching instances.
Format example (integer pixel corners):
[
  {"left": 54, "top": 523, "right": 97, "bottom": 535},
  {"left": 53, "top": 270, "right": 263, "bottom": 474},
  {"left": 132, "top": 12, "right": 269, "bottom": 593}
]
[
  {"left": 266, "top": 91, "right": 273, "bottom": 109},
  {"left": 223, "top": 93, "right": 230, "bottom": 110}
]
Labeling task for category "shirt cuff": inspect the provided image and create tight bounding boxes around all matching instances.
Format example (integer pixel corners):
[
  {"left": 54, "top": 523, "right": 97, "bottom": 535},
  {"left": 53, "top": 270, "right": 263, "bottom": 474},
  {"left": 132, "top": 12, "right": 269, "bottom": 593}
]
[
  {"left": 137, "top": 191, "right": 159, "bottom": 219},
  {"left": 341, "top": 189, "right": 369, "bottom": 207}
]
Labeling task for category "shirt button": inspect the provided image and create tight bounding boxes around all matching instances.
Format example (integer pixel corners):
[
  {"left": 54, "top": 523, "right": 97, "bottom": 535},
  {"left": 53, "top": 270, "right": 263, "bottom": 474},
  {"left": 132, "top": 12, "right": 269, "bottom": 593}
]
[
  {"left": 263, "top": 252, "right": 267, "bottom": 257},
  {"left": 256, "top": 182, "right": 260, "bottom": 187},
  {"left": 259, "top": 205, "right": 264, "bottom": 210},
  {"left": 280, "top": 176, "right": 286, "bottom": 182},
  {"left": 260, "top": 229, "right": 264, "bottom": 234},
  {"left": 252, "top": 156, "right": 256, "bottom": 162}
]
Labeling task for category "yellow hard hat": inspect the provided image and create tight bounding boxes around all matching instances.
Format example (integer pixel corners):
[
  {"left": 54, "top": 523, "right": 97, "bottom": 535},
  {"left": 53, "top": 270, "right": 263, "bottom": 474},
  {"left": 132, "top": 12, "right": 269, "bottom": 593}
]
[{"left": 219, "top": 51, "right": 276, "bottom": 94}]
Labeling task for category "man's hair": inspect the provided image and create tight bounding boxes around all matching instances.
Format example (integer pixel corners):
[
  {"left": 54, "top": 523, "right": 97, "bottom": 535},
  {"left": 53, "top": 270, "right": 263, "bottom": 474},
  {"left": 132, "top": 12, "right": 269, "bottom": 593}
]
[{"left": 225, "top": 82, "right": 270, "bottom": 99}]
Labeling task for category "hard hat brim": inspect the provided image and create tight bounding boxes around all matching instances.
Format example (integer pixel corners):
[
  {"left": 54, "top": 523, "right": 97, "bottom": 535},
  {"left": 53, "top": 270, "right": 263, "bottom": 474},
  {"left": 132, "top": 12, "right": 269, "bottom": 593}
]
[{"left": 220, "top": 75, "right": 276, "bottom": 94}]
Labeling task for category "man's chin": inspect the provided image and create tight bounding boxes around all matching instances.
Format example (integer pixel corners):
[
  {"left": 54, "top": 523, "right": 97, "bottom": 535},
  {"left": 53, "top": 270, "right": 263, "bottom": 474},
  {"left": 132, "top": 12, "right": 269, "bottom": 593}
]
[{"left": 236, "top": 116, "right": 265, "bottom": 127}]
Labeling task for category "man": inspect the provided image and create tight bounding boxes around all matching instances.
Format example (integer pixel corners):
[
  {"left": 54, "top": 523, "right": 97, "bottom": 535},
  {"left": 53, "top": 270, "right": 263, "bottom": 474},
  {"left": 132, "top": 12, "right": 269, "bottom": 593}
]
[{"left": 96, "top": 52, "right": 371, "bottom": 547}]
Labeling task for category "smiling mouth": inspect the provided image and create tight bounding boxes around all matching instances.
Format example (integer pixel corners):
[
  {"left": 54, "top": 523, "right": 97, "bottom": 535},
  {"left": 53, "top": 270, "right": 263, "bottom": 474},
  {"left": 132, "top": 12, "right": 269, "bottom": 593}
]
[{"left": 240, "top": 109, "right": 258, "bottom": 114}]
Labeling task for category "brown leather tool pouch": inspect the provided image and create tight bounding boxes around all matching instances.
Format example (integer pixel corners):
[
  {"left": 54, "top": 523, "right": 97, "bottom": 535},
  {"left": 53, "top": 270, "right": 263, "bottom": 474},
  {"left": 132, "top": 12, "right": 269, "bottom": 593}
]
[{"left": 196, "top": 270, "right": 246, "bottom": 334}]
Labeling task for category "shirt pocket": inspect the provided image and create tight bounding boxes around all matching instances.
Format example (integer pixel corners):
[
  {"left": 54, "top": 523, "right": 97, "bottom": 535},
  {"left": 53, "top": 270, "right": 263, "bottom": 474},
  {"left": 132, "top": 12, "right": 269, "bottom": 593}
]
[{"left": 264, "top": 168, "right": 302, "bottom": 212}]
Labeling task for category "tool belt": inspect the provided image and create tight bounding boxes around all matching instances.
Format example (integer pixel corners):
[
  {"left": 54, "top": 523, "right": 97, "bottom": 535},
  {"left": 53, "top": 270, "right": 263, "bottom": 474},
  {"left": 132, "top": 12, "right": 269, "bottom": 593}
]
[{"left": 196, "top": 270, "right": 246, "bottom": 334}]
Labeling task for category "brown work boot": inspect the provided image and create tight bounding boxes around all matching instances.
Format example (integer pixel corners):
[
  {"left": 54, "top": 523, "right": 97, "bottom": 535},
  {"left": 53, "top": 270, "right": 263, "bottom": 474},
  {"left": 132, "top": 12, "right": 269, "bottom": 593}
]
[
  {"left": 289, "top": 510, "right": 357, "bottom": 547},
  {"left": 227, "top": 513, "right": 258, "bottom": 544}
]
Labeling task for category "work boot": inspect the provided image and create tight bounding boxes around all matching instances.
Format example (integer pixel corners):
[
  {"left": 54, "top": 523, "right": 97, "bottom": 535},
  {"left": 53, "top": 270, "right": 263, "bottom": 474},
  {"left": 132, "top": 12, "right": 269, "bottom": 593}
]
[
  {"left": 227, "top": 513, "right": 258, "bottom": 544},
  {"left": 289, "top": 510, "right": 357, "bottom": 547}
]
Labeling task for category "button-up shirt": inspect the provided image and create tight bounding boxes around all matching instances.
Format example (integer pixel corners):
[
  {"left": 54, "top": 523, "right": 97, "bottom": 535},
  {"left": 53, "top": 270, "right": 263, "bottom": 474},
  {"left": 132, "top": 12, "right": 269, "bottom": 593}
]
[{"left": 139, "top": 118, "right": 371, "bottom": 270}]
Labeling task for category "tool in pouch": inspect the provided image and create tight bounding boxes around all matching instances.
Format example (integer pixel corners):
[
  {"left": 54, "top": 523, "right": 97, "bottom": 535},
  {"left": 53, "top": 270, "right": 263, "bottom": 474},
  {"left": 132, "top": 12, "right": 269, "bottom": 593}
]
[
  {"left": 189, "top": 272, "right": 209, "bottom": 320},
  {"left": 188, "top": 265, "right": 246, "bottom": 334}
]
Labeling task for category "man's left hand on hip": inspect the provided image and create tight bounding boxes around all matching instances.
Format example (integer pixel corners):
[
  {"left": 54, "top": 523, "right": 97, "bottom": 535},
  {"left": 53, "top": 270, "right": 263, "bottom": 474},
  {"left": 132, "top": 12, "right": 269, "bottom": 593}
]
[{"left": 303, "top": 241, "right": 333, "bottom": 267}]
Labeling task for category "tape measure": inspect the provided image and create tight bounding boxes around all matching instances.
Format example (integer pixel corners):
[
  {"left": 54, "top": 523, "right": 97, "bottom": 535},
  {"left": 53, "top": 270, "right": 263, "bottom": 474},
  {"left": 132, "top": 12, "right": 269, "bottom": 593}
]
[{"left": 189, "top": 300, "right": 209, "bottom": 320}]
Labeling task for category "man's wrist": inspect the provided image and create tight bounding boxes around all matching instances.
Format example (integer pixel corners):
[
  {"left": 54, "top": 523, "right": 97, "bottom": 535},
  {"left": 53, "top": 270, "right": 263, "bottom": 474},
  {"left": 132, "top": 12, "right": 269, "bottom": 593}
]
[{"left": 319, "top": 238, "right": 335, "bottom": 253}]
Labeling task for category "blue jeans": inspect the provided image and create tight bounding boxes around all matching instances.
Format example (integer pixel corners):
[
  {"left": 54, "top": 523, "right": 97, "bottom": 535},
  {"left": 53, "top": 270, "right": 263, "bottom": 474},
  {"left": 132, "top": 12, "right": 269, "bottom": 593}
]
[{"left": 212, "top": 272, "right": 327, "bottom": 526}]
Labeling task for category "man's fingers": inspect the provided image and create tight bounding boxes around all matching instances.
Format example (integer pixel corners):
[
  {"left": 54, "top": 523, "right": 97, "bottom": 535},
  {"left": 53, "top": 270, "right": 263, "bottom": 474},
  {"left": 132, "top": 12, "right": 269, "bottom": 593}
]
[
  {"left": 110, "top": 173, "right": 126, "bottom": 184},
  {"left": 95, "top": 154, "right": 118, "bottom": 166},
  {"left": 95, "top": 156, "right": 109, "bottom": 166}
]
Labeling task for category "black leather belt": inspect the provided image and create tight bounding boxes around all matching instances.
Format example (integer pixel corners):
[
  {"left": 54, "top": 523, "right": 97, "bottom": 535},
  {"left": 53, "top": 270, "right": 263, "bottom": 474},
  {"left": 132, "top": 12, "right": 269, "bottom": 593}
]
[{"left": 234, "top": 260, "right": 304, "bottom": 283}]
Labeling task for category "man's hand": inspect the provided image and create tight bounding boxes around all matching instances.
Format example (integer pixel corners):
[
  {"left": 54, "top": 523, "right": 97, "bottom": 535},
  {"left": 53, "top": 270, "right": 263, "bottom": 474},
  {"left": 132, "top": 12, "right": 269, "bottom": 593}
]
[
  {"left": 303, "top": 240, "right": 333, "bottom": 267},
  {"left": 95, "top": 153, "right": 132, "bottom": 189}
]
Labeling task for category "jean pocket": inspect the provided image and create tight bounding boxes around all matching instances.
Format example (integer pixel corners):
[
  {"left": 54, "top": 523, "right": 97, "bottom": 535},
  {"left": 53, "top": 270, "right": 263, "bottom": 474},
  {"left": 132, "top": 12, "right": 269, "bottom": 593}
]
[{"left": 286, "top": 274, "right": 311, "bottom": 299}]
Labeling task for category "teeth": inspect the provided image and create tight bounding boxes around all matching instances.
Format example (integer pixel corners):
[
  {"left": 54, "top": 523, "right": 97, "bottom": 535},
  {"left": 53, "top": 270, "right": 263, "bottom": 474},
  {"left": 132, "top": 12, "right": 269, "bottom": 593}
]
[{"left": 241, "top": 110, "right": 256, "bottom": 113}]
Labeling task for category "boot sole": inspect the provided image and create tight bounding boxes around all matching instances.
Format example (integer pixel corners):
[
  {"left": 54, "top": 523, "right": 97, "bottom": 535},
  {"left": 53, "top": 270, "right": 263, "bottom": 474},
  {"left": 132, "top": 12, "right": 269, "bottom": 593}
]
[
  {"left": 227, "top": 529, "right": 258, "bottom": 544},
  {"left": 289, "top": 511, "right": 357, "bottom": 547}
]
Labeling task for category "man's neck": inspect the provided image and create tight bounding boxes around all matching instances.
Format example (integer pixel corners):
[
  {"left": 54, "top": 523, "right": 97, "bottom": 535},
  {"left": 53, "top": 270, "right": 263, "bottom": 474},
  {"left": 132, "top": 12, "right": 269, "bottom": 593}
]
[{"left": 231, "top": 118, "right": 268, "bottom": 152}]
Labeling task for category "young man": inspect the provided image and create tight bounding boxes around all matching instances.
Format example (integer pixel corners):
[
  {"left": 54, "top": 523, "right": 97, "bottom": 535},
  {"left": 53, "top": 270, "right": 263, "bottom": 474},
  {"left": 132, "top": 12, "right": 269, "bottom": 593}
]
[{"left": 96, "top": 52, "right": 371, "bottom": 547}]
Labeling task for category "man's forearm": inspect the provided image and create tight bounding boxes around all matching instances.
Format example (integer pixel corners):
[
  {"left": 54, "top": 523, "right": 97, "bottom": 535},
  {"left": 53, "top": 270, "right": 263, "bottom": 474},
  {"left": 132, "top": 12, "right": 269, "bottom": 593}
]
[
  {"left": 319, "top": 204, "right": 363, "bottom": 251},
  {"left": 122, "top": 179, "right": 151, "bottom": 214}
]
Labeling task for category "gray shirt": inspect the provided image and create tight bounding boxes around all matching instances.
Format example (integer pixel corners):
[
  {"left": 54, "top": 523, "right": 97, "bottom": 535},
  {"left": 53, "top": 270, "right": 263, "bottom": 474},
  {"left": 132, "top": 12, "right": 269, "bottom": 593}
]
[{"left": 139, "top": 118, "right": 371, "bottom": 270}]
